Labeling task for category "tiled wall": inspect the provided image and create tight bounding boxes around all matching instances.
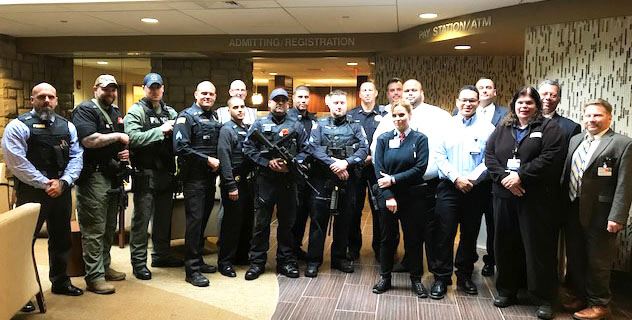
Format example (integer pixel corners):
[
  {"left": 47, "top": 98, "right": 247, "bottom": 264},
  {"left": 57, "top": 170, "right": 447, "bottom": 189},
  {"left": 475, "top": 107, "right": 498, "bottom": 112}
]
[
  {"left": 526, "top": 16, "right": 632, "bottom": 272},
  {"left": 373, "top": 56, "right": 524, "bottom": 111}
]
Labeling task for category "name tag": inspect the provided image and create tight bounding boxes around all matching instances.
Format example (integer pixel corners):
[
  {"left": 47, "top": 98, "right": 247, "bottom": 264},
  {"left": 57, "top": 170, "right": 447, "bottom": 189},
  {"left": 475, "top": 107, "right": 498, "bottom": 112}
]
[
  {"left": 263, "top": 123, "right": 274, "bottom": 132},
  {"left": 203, "top": 135, "right": 210, "bottom": 140},
  {"left": 176, "top": 117, "right": 186, "bottom": 124},
  {"left": 597, "top": 166, "right": 613, "bottom": 177},
  {"left": 388, "top": 139, "right": 400, "bottom": 149},
  {"left": 529, "top": 132, "right": 542, "bottom": 138},
  {"left": 238, "top": 131, "right": 247, "bottom": 136},
  {"left": 33, "top": 123, "right": 46, "bottom": 128},
  {"left": 507, "top": 158, "right": 521, "bottom": 171}
]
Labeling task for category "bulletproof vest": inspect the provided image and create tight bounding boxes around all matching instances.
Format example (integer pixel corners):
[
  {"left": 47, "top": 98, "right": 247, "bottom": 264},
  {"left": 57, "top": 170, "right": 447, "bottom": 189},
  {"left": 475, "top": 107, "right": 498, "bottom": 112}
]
[
  {"left": 226, "top": 121, "right": 249, "bottom": 170},
  {"left": 78, "top": 100, "right": 124, "bottom": 165},
  {"left": 318, "top": 117, "right": 357, "bottom": 158},
  {"left": 130, "top": 101, "right": 176, "bottom": 173},
  {"left": 297, "top": 111, "right": 317, "bottom": 137},
  {"left": 185, "top": 107, "right": 222, "bottom": 158},
  {"left": 259, "top": 115, "right": 299, "bottom": 157},
  {"left": 17, "top": 112, "right": 71, "bottom": 179}
]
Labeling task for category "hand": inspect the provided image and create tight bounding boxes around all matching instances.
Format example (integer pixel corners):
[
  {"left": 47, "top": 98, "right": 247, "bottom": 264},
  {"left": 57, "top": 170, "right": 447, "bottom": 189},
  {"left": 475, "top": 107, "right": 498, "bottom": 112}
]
[
  {"left": 377, "top": 171, "right": 393, "bottom": 188},
  {"left": 207, "top": 157, "right": 220, "bottom": 171},
  {"left": 508, "top": 184, "right": 526, "bottom": 197},
  {"left": 607, "top": 221, "right": 624, "bottom": 233},
  {"left": 335, "top": 169, "right": 349, "bottom": 181},
  {"left": 329, "top": 159, "right": 348, "bottom": 173},
  {"left": 118, "top": 133, "right": 130, "bottom": 145},
  {"left": 268, "top": 158, "right": 289, "bottom": 173},
  {"left": 117, "top": 149, "right": 129, "bottom": 161},
  {"left": 160, "top": 121, "right": 173, "bottom": 134},
  {"left": 385, "top": 197, "right": 397, "bottom": 213},
  {"left": 228, "top": 189, "right": 239, "bottom": 201},
  {"left": 45, "top": 179, "right": 63, "bottom": 198},
  {"left": 454, "top": 177, "right": 474, "bottom": 193},
  {"left": 365, "top": 155, "right": 372, "bottom": 164},
  {"left": 501, "top": 171, "right": 521, "bottom": 189}
]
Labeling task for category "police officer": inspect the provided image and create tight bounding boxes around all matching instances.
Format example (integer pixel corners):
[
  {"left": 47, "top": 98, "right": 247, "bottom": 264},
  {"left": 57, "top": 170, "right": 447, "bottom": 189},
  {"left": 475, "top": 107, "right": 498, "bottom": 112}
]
[
  {"left": 124, "top": 72, "right": 182, "bottom": 281},
  {"left": 2, "top": 83, "right": 84, "bottom": 310},
  {"left": 72, "top": 74, "right": 129, "bottom": 294},
  {"left": 288, "top": 85, "right": 317, "bottom": 260},
  {"left": 243, "top": 88, "right": 309, "bottom": 280},
  {"left": 347, "top": 81, "right": 386, "bottom": 261},
  {"left": 173, "top": 81, "right": 222, "bottom": 287},
  {"left": 217, "top": 97, "right": 255, "bottom": 277},
  {"left": 305, "top": 90, "right": 368, "bottom": 277}
]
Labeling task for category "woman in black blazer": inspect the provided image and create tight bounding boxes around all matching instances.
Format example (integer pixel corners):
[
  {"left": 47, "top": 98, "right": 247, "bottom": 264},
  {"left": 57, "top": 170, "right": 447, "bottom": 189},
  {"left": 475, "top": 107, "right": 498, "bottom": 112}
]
[
  {"left": 371, "top": 100, "right": 429, "bottom": 298},
  {"left": 484, "top": 86, "right": 563, "bottom": 319}
]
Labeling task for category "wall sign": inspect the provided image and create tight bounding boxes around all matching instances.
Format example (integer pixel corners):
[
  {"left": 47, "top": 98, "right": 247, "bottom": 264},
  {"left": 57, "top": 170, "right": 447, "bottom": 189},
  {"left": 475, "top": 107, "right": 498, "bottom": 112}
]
[{"left": 418, "top": 16, "right": 492, "bottom": 41}]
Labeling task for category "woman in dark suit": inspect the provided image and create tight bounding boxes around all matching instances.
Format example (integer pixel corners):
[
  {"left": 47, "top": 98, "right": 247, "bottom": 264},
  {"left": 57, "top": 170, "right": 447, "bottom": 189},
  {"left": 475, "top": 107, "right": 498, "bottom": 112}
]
[
  {"left": 484, "top": 86, "right": 563, "bottom": 319},
  {"left": 371, "top": 100, "right": 429, "bottom": 298}
]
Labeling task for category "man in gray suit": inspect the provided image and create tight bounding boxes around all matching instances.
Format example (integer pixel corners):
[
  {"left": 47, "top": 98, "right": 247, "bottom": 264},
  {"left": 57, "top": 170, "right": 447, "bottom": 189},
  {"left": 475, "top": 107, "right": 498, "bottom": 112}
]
[{"left": 561, "top": 99, "right": 632, "bottom": 320}]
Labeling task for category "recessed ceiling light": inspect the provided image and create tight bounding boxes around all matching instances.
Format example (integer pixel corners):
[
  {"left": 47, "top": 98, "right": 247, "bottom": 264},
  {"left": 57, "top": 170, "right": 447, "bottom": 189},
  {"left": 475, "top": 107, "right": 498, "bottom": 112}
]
[
  {"left": 96, "top": 61, "right": 108, "bottom": 65},
  {"left": 419, "top": 13, "right": 438, "bottom": 19},
  {"left": 346, "top": 62, "right": 358, "bottom": 66},
  {"left": 304, "top": 84, "right": 311, "bottom": 86},
  {"left": 480, "top": 41, "right": 488, "bottom": 44},
  {"left": 59, "top": 20, "right": 68, "bottom": 23},
  {"left": 269, "top": 72, "right": 278, "bottom": 76},
  {"left": 127, "top": 52, "right": 141, "bottom": 56},
  {"left": 141, "top": 17, "right": 159, "bottom": 24},
  {"left": 341, "top": 15, "right": 350, "bottom": 19},
  {"left": 251, "top": 57, "right": 264, "bottom": 60},
  {"left": 454, "top": 45, "right": 471, "bottom": 50}
]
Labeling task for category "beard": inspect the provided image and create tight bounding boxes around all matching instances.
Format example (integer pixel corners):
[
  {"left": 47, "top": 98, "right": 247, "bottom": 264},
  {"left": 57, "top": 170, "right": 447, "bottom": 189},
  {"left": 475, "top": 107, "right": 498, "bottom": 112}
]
[{"left": 38, "top": 108, "right": 53, "bottom": 121}]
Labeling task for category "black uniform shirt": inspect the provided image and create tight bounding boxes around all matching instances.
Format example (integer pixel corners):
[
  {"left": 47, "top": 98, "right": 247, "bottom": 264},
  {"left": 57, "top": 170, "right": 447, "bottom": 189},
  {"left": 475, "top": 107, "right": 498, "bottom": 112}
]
[{"left": 347, "top": 104, "right": 386, "bottom": 148}]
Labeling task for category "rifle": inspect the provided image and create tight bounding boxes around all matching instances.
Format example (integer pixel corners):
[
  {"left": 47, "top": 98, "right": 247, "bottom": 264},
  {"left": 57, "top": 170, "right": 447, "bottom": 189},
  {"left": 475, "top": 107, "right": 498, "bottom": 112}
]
[{"left": 250, "top": 129, "right": 319, "bottom": 195}]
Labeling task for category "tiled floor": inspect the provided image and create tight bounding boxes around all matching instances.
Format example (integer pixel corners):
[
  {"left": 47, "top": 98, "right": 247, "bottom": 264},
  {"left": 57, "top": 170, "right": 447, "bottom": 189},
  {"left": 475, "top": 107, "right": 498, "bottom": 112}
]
[{"left": 269, "top": 204, "right": 632, "bottom": 320}]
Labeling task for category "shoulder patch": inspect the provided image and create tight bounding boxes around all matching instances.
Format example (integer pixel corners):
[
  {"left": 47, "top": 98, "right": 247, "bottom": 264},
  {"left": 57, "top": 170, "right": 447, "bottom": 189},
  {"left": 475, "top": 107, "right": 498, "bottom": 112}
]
[{"left": 176, "top": 117, "right": 187, "bottom": 124}]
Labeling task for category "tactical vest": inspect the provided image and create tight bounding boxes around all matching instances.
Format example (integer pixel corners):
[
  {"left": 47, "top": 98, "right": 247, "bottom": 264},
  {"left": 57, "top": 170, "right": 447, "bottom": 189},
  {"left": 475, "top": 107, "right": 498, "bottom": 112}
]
[
  {"left": 186, "top": 108, "right": 222, "bottom": 158},
  {"left": 76, "top": 99, "right": 124, "bottom": 166},
  {"left": 318, "top": 117, "right": 358, "bottom": 158},
  {"left": 130, "top": 102, "right": 176, "bottom": 173},
  {"left": 17, "top": 112, "right": 71, "bottom": 179},
  {"left": 225, "top": 121, "right": 249, "bottom": 171},
  {"left": 259, "top": 115, "right": 299, "bottom": 157}
]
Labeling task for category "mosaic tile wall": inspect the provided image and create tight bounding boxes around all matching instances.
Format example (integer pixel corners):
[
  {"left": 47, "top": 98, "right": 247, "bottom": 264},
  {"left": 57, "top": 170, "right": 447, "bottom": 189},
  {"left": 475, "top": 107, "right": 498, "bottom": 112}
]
[
  {"left": 373, "top": 56, "right": 524, "bottom": 111},
  {"left": 525, "top": 16, "right": 632, "bottom": 272}
]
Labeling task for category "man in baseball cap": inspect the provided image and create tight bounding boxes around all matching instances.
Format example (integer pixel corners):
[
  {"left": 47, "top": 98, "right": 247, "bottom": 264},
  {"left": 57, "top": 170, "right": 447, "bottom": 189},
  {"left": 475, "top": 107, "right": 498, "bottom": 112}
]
[
  {"left": 143, "top": 73, "right": 163, "bottom": 87},
  {"left": 94, "top": 74, "right": 118, "bottom": 88}
]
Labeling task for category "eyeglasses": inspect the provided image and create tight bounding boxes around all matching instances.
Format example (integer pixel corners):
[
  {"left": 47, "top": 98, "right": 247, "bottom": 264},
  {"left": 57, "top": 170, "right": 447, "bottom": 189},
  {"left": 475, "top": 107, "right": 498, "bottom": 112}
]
[{"left": 458, "top": 98, "right": 478, "bottom": 103}]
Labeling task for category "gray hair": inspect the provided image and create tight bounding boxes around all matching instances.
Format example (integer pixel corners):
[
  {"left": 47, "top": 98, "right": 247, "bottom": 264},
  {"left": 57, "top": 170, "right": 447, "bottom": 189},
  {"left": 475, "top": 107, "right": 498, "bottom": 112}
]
[{"left": 538, "top": 79, "right": 562, "bottom": 97}]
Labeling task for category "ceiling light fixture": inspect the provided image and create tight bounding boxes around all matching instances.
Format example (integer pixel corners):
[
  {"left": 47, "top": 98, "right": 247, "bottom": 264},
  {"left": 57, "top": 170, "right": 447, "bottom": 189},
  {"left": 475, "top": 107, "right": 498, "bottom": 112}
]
[
  {"left": 96, "top": 61, "right": 109, "bottom": 65},
  {"left": 454, "top": 45, "right": 471, "bottom": 50},
  {"left": 141, "top": 17, "right": 159, "bottom": 24},
  {"left": 346, "top": 62, "right": 358, "bottom": 66},
  {"left": 268, "top": 72, "right": 278, "bottom": 76},
  {"left": 419, "top": 13, "right": 438, "bottom": 19}
]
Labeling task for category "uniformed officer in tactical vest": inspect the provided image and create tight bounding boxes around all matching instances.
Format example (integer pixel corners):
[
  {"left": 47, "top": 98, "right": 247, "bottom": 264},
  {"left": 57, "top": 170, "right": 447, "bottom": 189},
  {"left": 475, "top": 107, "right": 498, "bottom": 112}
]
[
  {"left": 304, "top": 90, "right": 368, "bottom": 277},
  {"left": 242, "top": 88, "right": 309, "bottom": 281},
  {"left": 217, "top": 97, "right": 255, "bottom": 277},
  {"left": 173, "top": 81, "right": 222, "bottom": 287},
  {"left": 288, "top": 85, "right": 318, "bottom": 260},
  {"left": 71, "top": 74, "right": 129, "bottom": 294},
  {"left": 124, "top": 73, "right": 182, "bottom": 281},
  {"left": 2, "top": 83, "right": 85, "bottom": 311}
]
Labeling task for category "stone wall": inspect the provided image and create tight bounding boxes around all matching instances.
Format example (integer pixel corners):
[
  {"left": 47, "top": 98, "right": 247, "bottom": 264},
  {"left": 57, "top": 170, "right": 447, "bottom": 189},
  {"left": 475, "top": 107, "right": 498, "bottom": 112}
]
[{"left": 151, "top": 57, "right": 253, "bottom": 111}]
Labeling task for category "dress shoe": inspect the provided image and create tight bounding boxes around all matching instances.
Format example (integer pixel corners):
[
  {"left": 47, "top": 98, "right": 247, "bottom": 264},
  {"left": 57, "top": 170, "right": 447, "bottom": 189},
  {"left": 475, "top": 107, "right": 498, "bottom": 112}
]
[
  {"left": 105, "top": 267, "right": 126, "bottom": 281},
  {"left": 133, "top": 266, "right": 152, "bottom": 280},
  {"left": 151, "top": 256, "right": 184, "bottom": 268},
  {"left": 305, "top": 264, "right": 319, "bottom": 278},
  {"left": 245, "top": 265, "right": 265, "bottom": 280},
  {"left": 562, "top": 298, "right": 586, "bottom": 312},
  {"left": 429, "top": 279, "right": 447, "bottom": 299},
  {"left": 219, "top": 264, "right": 236, "bottom": 278},
  {"left": 372, "top": 277, "right": 392, "bottom": 294},
  {"left": 186, "top": 272, "right": 209, "bottom": 287},
  {"left": 52, "top": 283, "right": 84, "bottom": 296},
  {"left": 21, "top": 301, "right": 35, "bottom": 312},
  {"left": 331, "top": 259, "right": 354, "bottom": 273},
  {"left": 392, "top": 262, "right": 409, "bottom": 273},
  {"left": 412, "top": 279, "right": 429, "bottom": 298},
  {"left": 86, "top": 279, "right": 115, "bottom": 294},
  {"left": 493, "top": 295, "right": 516, "bottom": 308},
  {"left": 457, "top": 278, "right": 478, "bottom": 295},
  {"left": 481, "top": 263, "right": 495, "bottom": 277},
  {"left": 200, "top": 263, "right": 217, "bottom": 273},
  {"left": 536, "top": 304, "right": 555, "bottom": 320},
  {"left": 573, "top": 305, "right": 609, "bottom": 320},
  {"left": 277, "top": 263, "right": 300, "bottom": 278}
]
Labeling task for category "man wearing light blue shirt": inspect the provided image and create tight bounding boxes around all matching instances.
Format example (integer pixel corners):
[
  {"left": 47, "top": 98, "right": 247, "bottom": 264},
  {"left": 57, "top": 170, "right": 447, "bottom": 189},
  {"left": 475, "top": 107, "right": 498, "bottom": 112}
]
[
  {"left": 1, "top": 82, "right": 84, "bottom": 305},
  {"left": 429, "top": 85, "right": 495, "bottom": 300}
]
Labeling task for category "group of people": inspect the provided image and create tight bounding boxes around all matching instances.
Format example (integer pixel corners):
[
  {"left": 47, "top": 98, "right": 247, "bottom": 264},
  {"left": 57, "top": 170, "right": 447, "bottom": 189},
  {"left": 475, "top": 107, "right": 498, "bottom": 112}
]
[{"left": 2, "top": 73, "right": 630, "bottom": 320}]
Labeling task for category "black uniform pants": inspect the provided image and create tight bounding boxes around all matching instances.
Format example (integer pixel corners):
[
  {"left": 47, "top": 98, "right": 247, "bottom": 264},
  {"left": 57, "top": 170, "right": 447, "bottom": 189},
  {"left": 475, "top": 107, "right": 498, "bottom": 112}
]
[
  {"left": 291, "top": 181, "right": 312, "bottom": 253},
  {"left": 307, "top": 176, "right": 357, "bottom": 265},
  {"left": 493, "top": 194, "right": 558, "bottom": 303},
  {"left": 349, "top": 164, "right": 382, "bottom": 258},
  {"left": 480, "top": 181, "right": 495, "bottom": 266},
  {"left": 16, "top": 182, "right": 72, "bottom": 288},
  {"left": 378, "top": 193, "right": 426, "bottom": 278},
  {"left": 249, "top": 173, "right": 297, "bottom": 266},
  {"left": 417, "top": 178, "right": 439, "bottom": 272},
  {"left": 182, "top": 177, "right": 216, "bottom": 275},
  {"left": 565, "top": 200, "right": 618, "bottom": 307},
  {"left": 218, "top": 178, "right": 254, "bottom": 266},
  {"left": 433, "top": 180, "right": 485, "bottom": 281}
]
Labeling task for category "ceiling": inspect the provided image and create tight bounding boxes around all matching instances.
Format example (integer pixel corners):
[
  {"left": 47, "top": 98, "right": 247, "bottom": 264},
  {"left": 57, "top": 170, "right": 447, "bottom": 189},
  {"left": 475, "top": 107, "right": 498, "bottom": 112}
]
[{"left": 0, "top": 0, "right": 544, "bottom": 37}]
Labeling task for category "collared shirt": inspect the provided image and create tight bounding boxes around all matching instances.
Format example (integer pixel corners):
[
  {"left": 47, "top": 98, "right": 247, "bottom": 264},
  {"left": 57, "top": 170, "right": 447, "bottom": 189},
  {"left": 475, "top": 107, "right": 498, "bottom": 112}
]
[
  {"left": 476, "top": 102, "right": 496, "bottom": 124},
  {"left": 393, "top": 127, "right": 412, "bottom": 139},
  {"left": 1, "top": 110, "right": 84, "bottom": 189},
  {"left": 348, "top": 104, "right": 385, "bottom": 144},
  {"left": 576, "top": 127, "right": 610, "bottom": 165},
  {"left": 371, "top": 102, "right": 451, "bottom": 180},
  {"left": 435, "top": 113, "right": 495, "bottom": 182}
]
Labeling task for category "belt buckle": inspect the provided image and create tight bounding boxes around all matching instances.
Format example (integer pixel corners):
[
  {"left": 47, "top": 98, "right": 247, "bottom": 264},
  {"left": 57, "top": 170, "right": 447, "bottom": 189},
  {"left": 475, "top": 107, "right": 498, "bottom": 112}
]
[{"left": 235, "top": 175, "right": 241, "bottom": 182}]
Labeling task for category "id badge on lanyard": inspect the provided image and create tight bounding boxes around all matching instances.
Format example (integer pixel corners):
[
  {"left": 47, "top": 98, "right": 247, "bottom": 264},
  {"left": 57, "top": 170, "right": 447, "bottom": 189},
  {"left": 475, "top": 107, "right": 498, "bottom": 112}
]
[{"left": 507, "top": 147, "right": 520, "bottom": 171}]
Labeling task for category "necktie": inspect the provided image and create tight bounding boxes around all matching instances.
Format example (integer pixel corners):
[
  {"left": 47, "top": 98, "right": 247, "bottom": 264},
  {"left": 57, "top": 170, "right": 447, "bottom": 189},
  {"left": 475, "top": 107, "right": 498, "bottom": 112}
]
[
  {"left": 399, "top": 132, "right": 405, "bottom": 143},
  {"left": 569, "top": 135, "right": 594, "bottom": 201}
]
